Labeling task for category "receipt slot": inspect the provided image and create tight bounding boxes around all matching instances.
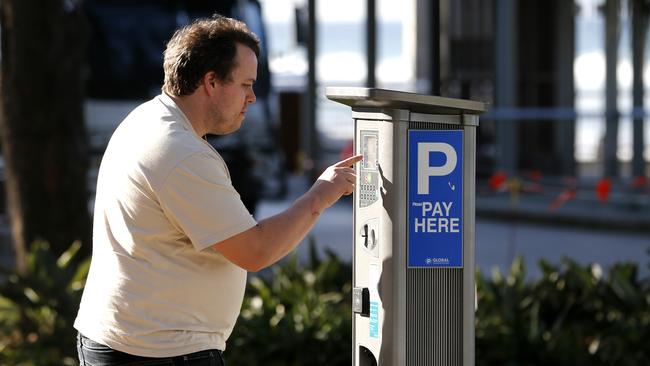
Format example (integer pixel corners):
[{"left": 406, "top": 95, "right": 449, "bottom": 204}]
[{"left": 326, "top": 88, "right": 487, "bottom": 366}]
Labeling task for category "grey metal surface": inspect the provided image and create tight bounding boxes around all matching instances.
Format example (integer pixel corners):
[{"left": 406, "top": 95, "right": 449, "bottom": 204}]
[
  {"left": 462, "top": 115, "right": 478, "bottom": 366},
  {"left": 326, "top": 87, "right": 487, "bottom": 115},
  {"left": 352, "top": 108, "right": 411, "bottom": 122},
  {"left": 407, "top": 268, "right": 463, "bottom": 366},
  {"left": 393, "top": 119, "right": 409, "bottom": 366}
]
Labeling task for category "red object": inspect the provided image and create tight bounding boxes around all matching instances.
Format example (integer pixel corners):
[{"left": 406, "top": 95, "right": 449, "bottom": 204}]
[
  {"left": 489, "top": 171, "right": 508, "bottom": 191},
  {"left": 548, "top": 188, "right": 576, "bottom": 212},
  {"left": 631, "top": 176, "right": 648, "bottom": 189},
  {"left": 595, "top": 178, "right": 612, "bottom": 203}
]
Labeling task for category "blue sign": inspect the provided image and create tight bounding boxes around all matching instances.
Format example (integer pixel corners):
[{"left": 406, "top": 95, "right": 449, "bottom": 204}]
[{"left": 408, "top": 130, "right": 463, "bottom": 268}]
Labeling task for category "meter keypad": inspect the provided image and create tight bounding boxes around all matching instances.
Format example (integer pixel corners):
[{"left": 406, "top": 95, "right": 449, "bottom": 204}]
[{"left": 359, "top": 181, "right": 379, "bottom": 207}]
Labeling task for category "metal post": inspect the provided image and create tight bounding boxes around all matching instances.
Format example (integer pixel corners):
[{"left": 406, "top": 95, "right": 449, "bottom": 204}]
[
  {"left": 631, "top": 0, "right": 648, "bottom": 176},
  {"left": 414, "top": 0, "right": 446, "bottom": 95},
  {"left": 554, "top": 0, "right": 576, "bottom": 176},
  {"left": 603, "top": 0, "right": 620, "bottom": 177},
  {"left": 430, "top": 0, "right": 440, "bottom": 95},
  {"left": 415, "top": 0, "right": 432, "bottom": 93},
  {"left": 307, "top": 0, "right": 319, "bottom": 175},
  {"left": 495, "top": 0, "right": 518, "bottom": 173},
  {"left": 366, "top": 0, "right": 376, "bottom": 88}
]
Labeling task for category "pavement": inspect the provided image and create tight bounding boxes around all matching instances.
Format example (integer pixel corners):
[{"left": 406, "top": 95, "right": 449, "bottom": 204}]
[{"left": 475, "top": 182, "right": 650, "bottom": 233}]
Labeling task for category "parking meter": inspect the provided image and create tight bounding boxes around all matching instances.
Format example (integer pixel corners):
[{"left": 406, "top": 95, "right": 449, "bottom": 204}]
[{"left": 326, "top": 87, "right": 487, "bottom": 366}]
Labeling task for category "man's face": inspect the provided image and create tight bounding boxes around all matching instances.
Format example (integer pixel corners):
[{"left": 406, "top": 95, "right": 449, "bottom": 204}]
[{"left": 207, "top": 43, "right": 258, "bottom": 135}]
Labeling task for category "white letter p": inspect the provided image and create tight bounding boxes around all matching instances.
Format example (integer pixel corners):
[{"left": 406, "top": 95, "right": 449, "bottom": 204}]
[{"left": 417, "top": 143, "right": 457, "bottom": 194}]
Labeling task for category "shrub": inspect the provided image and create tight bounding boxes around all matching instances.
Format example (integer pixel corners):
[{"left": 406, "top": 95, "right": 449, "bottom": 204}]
[
  {"left": 0, "top": 241, "right": 648, "bottom": 366},
  {"left": 0, "top": 241, "right": 89, "bottom": 366},
  {"left": 476, "top": 256, "right": 650, "bottom": 366},
  {"left": 227, "top": 243, "right": 353, "bottom": 366}
]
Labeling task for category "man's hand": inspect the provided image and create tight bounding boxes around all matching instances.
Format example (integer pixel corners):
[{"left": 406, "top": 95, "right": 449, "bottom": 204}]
[{"left": 308, "top": 154, "right": 363, "bottom": 214}]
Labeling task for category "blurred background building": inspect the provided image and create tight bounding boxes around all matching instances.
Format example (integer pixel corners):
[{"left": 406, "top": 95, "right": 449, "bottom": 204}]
[
  {"left": 49, "top": 0, "right": 650, "bottom": 264},
  {"left": 83, "top": 0, "right": 650, "bottom": 180},
  {"left": 1, "top": 0, "right": 648, "bottom": 274},
  {"left": 254, "top": 0, "right": 650, "bottom": 235}
]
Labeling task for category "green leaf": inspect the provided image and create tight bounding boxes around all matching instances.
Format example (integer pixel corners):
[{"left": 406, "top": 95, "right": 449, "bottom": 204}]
[{"left": 56, "top": 240, "right": 81, "bottom": 269}]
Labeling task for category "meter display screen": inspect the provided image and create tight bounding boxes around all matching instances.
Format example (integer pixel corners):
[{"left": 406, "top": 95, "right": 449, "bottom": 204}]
[
  {"left": 359, "top": 130, "right": 379, "bottom": 208},
  {"left": 362, "top": 134, "right": 378, "bottom": 171}
]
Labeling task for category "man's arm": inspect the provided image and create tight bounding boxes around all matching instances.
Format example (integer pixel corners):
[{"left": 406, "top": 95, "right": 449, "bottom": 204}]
[{"left": 212, "top": 155, "right": 363, "bottom": 272}]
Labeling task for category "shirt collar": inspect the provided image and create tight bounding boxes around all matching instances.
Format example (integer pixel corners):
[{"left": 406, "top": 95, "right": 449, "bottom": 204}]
[{"left": 157, "top": 92, "right": 202, "bottom": 138}]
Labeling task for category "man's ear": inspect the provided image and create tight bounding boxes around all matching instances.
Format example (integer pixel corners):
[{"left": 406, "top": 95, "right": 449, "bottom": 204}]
[{"left": 203, "top": 72, "right": 219, "bottom": 96}]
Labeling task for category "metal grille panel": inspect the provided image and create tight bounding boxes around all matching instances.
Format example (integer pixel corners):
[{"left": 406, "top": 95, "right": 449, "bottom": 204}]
[
  {"left": 409, "top": 122, "right": 462, "bottom": 130},
  {"left": 407, "top": 268, "right": 463, "bottom": 366}
]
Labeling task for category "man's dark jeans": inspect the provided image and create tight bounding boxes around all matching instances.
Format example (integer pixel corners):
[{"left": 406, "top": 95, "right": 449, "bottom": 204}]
[{"left": 77, "top": 333, "right": 225, "bottom": 366}]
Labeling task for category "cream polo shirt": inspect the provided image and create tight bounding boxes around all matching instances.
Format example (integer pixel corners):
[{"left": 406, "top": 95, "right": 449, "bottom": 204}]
[{"left": 74, "top": 93, "right": 257, "bottom": 357}]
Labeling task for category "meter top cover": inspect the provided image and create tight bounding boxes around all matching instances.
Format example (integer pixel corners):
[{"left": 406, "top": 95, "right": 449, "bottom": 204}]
[{"left": 325, "top": 87, "right": 487, "bottom": 115}]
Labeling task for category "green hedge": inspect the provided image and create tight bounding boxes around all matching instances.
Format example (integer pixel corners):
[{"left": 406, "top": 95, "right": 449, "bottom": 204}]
[
  {"left": 0, "top": 242, "right": 648, "bottom": 365},
  {"left": 228, "top": 244, "right": 352, "bottom": 366},
  {"left": 0, "top": 241, "right": 88, "bottom": 366},
  {"left": 476, "top": 256, "right": 650, "bottom": 366}
]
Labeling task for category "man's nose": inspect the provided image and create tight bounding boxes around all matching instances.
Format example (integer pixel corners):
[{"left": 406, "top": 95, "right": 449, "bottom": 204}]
[{"left": 247, "top": 90, "right": 256, "bottom": 104}]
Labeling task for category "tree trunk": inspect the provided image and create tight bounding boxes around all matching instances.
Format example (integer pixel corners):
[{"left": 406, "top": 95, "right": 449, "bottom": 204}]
[{"left": 0, "top": 0, "right": 91, "bottom": 270}]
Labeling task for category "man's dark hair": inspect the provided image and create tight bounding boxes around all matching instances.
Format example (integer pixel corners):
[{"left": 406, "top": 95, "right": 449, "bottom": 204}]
[{"left": 162, "top": 15, "right": 260, "bottom": 96}]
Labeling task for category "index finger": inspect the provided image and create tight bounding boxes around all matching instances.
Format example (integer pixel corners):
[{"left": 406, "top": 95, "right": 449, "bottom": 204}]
[{"left": 334, "top": 154, "right": 364, "bottom": 167}]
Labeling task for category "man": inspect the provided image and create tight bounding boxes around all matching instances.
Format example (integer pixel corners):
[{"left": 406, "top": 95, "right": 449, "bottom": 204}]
[{"left": 74, "top": 15, "right": 361, "bottom": 365}]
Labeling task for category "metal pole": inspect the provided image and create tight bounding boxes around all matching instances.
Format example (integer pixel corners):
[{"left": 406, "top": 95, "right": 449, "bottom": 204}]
[
  {"left": 430, "top": 0, "right": 440, "bottom": 95},
  {"left": 554, "top": 0, "right": 576, "bottom": 176},
  {"left": 495, "top": 0, "right": 518, "bottom": 174},
  {"left": 631, "top": 0, "right": 648, "bottom": 176},
  {"left": 307, "top": 0, "right": 319, "bottom": 175},
  {"left": 603, "top": 0, "right": 620, "bottom": 177},
  {"left": 415, "top": 0, "right": 431, "bottom": 93},
  {"left": 367, "top": 0, "right": 376, "bottom": 88}
]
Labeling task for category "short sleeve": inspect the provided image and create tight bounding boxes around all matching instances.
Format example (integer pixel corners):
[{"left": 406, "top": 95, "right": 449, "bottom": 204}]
[{"left": 158, "top": 151, "right": 257, "bottom": 250}]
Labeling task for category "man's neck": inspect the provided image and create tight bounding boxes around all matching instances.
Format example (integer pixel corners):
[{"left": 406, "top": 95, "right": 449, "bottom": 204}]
[{"left": 166, "top": 92, "right": 207, "bottom": 137}]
